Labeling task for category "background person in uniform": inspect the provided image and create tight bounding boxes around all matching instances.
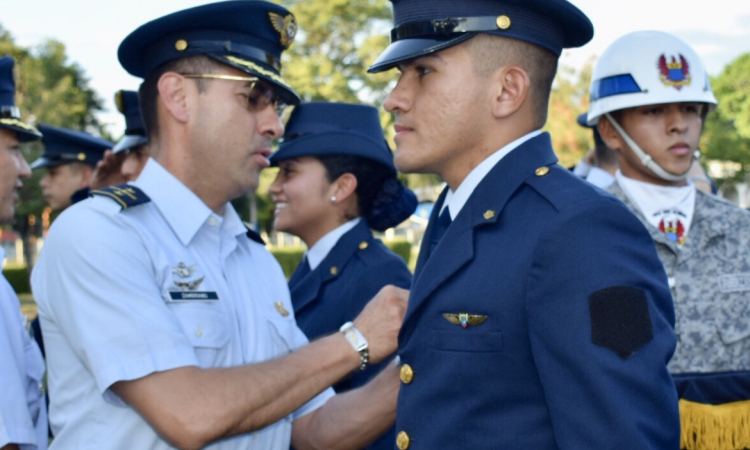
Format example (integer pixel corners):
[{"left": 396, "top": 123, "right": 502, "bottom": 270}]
[
  {"left": 0, "top": 55, "right": 47, "bottom": 450},
  {"left": 268, "top": 101, "right": 416, "bottom": 450},
  {"left": 573, "top": 112, "right": 618, "bottom": 188},
  {"left": 31, "top": 2, "right": 406, "bottom": 450},
  {"left": 31, "top": 124, "right": 111, "bottom": 210},
  {"left": 91, "top": 90, "right": 150, "bottom": 189},
  {"left": 368, "top": 0, "right": 680, "bottom": 448},
  {"left": 588, "top": 30, "right": 750, "bottom": 450}
]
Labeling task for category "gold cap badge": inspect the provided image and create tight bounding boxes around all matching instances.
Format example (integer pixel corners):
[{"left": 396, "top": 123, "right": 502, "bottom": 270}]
[
  {"left": 496, "top": 15, "right": 511, "bottom": 30},
  {"left": 269, "top": 12, "right": 297, "bottom": 49}
]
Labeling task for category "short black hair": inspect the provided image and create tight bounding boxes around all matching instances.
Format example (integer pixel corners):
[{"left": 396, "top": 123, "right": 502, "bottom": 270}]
[{"left": 138, "top": 55, "right": 224, "bottom": 139}]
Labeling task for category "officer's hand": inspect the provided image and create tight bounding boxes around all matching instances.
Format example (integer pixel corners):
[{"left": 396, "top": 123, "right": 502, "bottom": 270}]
[
  {"left": 91, "top": 149, "right": 129, "bottom": 189},
  {"left": 353, "top": 285, "right": 408, "bottom": 364}
]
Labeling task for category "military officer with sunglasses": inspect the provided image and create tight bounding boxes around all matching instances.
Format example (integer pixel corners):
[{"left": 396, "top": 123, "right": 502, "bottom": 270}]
[{"left": 31, "top": 2, "right": 406, "bottom": 450}]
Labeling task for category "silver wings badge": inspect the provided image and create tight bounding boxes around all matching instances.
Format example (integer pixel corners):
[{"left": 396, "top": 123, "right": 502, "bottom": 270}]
[
  {"left": 174, "top": 276, "right": 205, "bottom": 292},
  {"left": 172, "top": 262, "right": 197, "bottom": 278}
]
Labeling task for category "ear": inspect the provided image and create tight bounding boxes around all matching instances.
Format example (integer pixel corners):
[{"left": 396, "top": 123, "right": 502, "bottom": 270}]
[
  {"left": 490, "top": 66, "right": 530, "bottom": 119},
  {"left": 157, "top": 72, "right": 190, "bottom": 124},
  {"left": 79, "top": 165, "right": 95, "bottom": 188},
  {"left": 330, "top": 172, "right": 358, "bottom": 204},
  {"left": 596, "top": 116, "right": 624, "bottom": 151}
]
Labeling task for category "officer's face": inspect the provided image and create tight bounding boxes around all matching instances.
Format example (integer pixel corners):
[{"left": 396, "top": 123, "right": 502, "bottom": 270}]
[
  {"left": 0, "top": 128, "right": 30, "bottom": 223},
  {"left": 383, "top": 43, "right": 493, "bottom": 189},
  {"left": 40, "top": 163, "right": 90, "bottom": 211},
  {"left": 269, "top": 156, "right": 342, "bottom": 246},
  {"left": 187, "top": 66, "right": 284, "bottom": 201},
  {"left": 602, "top": 102, "right": 703, "bottom": 186}
]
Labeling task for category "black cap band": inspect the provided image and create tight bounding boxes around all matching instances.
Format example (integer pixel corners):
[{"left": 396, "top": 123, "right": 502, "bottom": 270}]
[
  {"left": 391, "top": 16, "right": 502, "bottom": 41},
  {"left": 188, "top": 40, "right": 281, "bottom": 71}
]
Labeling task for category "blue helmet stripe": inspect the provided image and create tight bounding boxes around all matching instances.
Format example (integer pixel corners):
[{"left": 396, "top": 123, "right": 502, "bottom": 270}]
[{"left": 591, "top": 74, "right": 643, "bottom": 100}]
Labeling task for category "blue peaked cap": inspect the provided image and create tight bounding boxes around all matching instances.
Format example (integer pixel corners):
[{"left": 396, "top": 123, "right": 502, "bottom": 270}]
[
  {"left": 270, "top": 102, "right": 417, "bottom": 231},
  {"left": 0, "top": 56, "right": 42, "bottom": 142},
  {"left": 118, "top": 0, "right": 300, "bottom": 105},
  {"left": 369, "top": 0, "right": 594, "bottom": 73},
  {"left": 112, "top": 90, "right": 148, "bottom": 154},
  {"left": 271, "top": 102, "right": 396, "bottom": 172},
  {"left": 31, "top": 124, "right": 112, "bottom": 170}
]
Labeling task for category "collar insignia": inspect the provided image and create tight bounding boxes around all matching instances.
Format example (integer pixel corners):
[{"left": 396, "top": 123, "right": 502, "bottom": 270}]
[
  {"left": 174, "top": 276, "right": 204, "bottom": 291},
  {"left": 658, "top": 53, "right": 691, "bottom": 90},
  {"left": 172, "top": 262, "right": 197, "bottom": 278},
  {"left": 269, "top": 12, "right": 297, "bottom": 49},
  {"left": 275, "top": 301, "right": 290, "bottom": 317},
  {"left": 442, "top": 313, "right": 488, "bottom": 329}
]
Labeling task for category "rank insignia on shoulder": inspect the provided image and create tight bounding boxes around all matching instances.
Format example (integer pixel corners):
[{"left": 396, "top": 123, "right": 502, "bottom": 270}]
[
  {"left": 275, "top": 301, "right": 290, "bottom": 317},
  {"left": 442, "top": 313, "right": 488, "bottom": 329},
  {"left": 91, "top": 183, "right": 150, "bottom": 210}
]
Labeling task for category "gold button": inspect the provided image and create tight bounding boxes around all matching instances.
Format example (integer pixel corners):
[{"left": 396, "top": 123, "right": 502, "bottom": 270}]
[
  {"left": 396, "top": 431, "right": 410, "bottom": 450},
  {"left": 400, "top": 364, "right": 414, "bottom": 384},
  {"left": 358, "top": 241, "right": 369, "bottom": 250},
  {"left": 496, "top": 15, "right": 511, "bottom": 30},
  {"left": 77, "top": 152, "right": 86, "bottom": 161},
  {"left": 195, "top": 327, "right": 203, "bottom": 337},
  {"left": 175, "top": 39, "right": 188, "bottom": 51},
  {"left": 535, "top": 166, "right": 550, "bottom": 176},
  {"left": 330, "top": 266, "right": 339, "bottom": 275},
  {"left": 483, "top": 210, "right": 496, "bottom": 220}
]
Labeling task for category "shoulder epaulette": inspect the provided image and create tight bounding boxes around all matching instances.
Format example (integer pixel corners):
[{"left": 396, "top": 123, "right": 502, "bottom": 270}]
[
  {"left": 90, "top": 184, "right": 150, "bottom": 210},
  {"left": 245, "top": 226, "right": 265, "bottom": 245}
]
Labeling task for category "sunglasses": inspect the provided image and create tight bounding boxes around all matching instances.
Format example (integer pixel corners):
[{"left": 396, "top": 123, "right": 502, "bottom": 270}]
[{"left": 181, "top": 73, "right": 288, "bottom": 117}]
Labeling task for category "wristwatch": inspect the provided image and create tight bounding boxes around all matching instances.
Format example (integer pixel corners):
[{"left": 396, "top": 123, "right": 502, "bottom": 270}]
[{"left": 339, "top": 321, "right": 369, "bottom": 371}]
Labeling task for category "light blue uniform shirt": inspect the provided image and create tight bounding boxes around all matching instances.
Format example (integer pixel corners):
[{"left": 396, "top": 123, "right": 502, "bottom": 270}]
[
  {"left": 0, "top": 248, "right": 47, "bottom": 450},
  {"left": 32, "top": 159, "right": 333, "bottom": 450}
]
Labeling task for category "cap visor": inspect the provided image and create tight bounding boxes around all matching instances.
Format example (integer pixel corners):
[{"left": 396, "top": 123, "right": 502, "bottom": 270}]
[
  {"left": 113, "top": 135, "right": 148, "bottom": 154},
  {"left": 368, "top": 35, "right": 474, "bottom": 73}
]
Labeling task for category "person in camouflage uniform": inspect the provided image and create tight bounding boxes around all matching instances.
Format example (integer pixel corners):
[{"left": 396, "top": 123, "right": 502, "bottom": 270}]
[{"left": 588, "top": 30, "right": 750, "bottom": 450}]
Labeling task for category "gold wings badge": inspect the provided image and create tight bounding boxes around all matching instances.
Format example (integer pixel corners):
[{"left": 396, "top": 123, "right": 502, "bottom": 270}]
[
  {"left": 442, "top": 313, "right": 488, "bottom": 329},
  {"left": 269, "top": 12, "right": 297, "bottom": 49},
  {"left": 174, "top": 276, "right": 205, "bottom": 292}
]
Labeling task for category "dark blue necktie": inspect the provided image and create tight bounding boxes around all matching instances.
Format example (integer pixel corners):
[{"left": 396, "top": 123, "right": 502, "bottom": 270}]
[
  {"left": 289, "top": 256, "right": 311, "bottom": 286},
  {"left": 429, "top": 207, "right": 452, "bottom": 255}
]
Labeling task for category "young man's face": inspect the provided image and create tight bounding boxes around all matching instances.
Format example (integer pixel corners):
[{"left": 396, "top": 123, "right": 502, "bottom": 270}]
[
  {"left": 40, "top": 162, "right": 91, "bottom": 211},
  {"left": 0, "top": 128, "right": 30, "bottom": 223},
  {"left": 605, "top": 102, "right": 703, "bottom": 186},
  {"left": 383, "top": 43, "right": 494, "bottom": 189}
]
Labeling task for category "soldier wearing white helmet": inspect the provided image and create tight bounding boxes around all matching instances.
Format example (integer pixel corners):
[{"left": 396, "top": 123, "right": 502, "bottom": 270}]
[{"left": 590, "top": 30, "right": 750, "bottom": 450}]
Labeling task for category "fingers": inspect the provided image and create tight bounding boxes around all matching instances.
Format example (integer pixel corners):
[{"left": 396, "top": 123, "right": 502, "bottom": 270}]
[{"left": 353, "top": 285, "right": 409, "bottom": 364}]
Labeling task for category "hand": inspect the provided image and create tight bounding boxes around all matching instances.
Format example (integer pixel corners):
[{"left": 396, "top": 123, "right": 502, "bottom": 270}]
[
  {"left": 353, "top": 285, "right": 408, "bottom": 364},
  {"left": 91, "top": 149, "right": 129, "bottom": 189}
]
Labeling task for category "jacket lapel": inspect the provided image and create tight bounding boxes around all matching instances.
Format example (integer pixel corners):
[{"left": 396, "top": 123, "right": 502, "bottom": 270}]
[
  {"left": 405, "top": 133, "right": 558, "bottom": 323},
  {"left": 290, "top": 221, "right": 373, "bottom": 313}
]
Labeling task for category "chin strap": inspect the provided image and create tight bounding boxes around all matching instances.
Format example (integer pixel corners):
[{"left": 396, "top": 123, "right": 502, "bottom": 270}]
[{"left": 605, "top": 113, "right": 692, "bottom": 182}]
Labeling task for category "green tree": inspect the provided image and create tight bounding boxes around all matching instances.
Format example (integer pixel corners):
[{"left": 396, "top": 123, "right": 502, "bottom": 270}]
[
  {"left": 544, "top": 56, "right": 595, "bottom": 168},
  {"left": 701, "top": 52, "right": 750, "bottom": 185},
  {"left": 0, "top": 24, "right": 106, "bottom": 268}
]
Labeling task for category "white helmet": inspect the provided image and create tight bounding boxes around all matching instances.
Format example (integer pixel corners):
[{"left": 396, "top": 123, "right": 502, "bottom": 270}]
[
  {"left": 587, "top": 30, "right": 717, "bottom": 181},
  {"left": 588, "top": 30, "right": 717, "bottom": 125}
]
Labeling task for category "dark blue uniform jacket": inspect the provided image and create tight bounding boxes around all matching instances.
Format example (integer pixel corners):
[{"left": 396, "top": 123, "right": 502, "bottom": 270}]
[{"left": 395, "top": 133, "right": 679, "bottom": 450}]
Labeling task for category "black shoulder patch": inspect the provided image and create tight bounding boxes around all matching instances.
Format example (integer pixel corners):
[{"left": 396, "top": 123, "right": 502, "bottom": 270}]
[
  {"left": 589, "top": 286, "right": 653, "bottom": 359},
  {"left": 245, "top": 227, "right": 265, "bottom": 245},
  {"left": 90, "top": 184, "right": 151, "bottom": 210}
]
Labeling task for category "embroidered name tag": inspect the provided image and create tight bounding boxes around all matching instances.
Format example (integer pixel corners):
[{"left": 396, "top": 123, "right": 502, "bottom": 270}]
[
  {"left": 718, "top": 274, "right": 750, "bottom": 293},
  {"left": 168, "top": 291, "right": 219, "bottom": 301}
]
